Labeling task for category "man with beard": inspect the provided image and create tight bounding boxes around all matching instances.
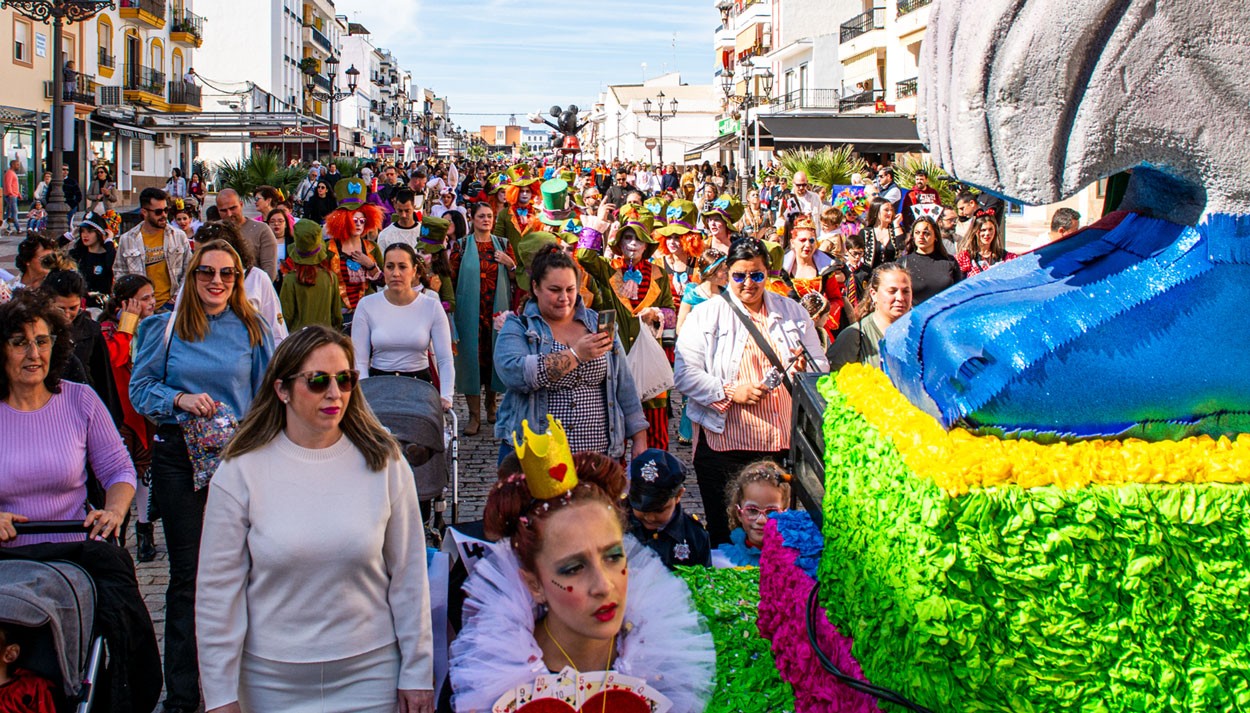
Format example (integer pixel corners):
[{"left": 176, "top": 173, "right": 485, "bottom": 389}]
[
  {"left": 216, "top": 188, "right": 279, "bottom": 280},
  {"left": 954, "top": 190, "right": 979, "bottom": 243},
  {"left": 114, "top": 188, "right": 192, "bottom": 310}
]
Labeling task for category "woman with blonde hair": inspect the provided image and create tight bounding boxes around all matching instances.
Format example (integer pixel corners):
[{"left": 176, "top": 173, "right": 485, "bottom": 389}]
[
  {"left": 130, "top": 239, "right": 275, "bottom": 713},
  {"left": 197, "top": 325, "right": 433, "bottom": 713}
]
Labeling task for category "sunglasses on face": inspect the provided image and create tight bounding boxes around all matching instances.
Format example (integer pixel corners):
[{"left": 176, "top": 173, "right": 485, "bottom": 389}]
[
  {"left": 730, "top": 271, "right": 766, "bottom": 284},
  {"left": 193, "top": 266, "right": 239, "bottom": 282},
  {"left": 144, "top": 207, "right": 168, "bottom": 215},
  {"left": 285, "top": 369, "right": 359, "bottom": 394}
]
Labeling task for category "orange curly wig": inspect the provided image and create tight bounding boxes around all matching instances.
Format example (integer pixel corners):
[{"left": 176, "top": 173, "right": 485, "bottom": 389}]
[
  {"left": 659, "top": 231, "right": 707, "bottom": 259},
  {"left": 324, "top": 204, "right": 384, "bottom": 241}
]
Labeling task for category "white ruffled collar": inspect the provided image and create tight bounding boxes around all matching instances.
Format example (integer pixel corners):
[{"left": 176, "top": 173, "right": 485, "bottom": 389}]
[{"left": 449, "top": 535, "right": 716, "bottom": 713}]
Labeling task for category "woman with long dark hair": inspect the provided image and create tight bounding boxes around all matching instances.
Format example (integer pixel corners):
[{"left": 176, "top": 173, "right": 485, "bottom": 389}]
[
  {"left": 862, "top": 196, "right": 904, "bottom": 268},
  {"left": 956, "top": 215, "right": 1017, "bottom": 277},
  {"left": 899, "top": 216, "right": 961, "bottom": 303}
]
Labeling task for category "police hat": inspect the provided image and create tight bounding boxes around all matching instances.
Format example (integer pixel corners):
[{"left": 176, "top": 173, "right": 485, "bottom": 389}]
[{"left": 628, "top": 449, "right": 686, "bottom": 512}]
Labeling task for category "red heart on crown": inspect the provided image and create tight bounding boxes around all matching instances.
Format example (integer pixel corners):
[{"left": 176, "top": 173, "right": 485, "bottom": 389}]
[
  {"left": 515, "top": 690, "right": 650, "bottom": 713},
  {"left": 549, "top": 463, "right": 568, "bottom": 482}
]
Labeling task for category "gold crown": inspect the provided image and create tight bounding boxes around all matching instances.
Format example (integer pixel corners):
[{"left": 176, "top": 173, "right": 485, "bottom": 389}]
[{"left": 512, "top": 416, "right": 578, "bottom": 500}]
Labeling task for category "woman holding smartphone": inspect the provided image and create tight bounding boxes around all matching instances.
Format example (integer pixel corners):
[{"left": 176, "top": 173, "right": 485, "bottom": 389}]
[{"left": 494, "top": 244, "right": 648, "bottom": 465}]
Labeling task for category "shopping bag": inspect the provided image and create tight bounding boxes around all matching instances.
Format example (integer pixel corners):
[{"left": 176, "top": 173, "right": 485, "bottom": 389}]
[{"left": 627, "top": 320, "right": 674, "bottom": 402}]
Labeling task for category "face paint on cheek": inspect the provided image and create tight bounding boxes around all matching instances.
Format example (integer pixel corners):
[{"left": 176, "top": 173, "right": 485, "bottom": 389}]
[{"left": 552, "top": 579, "right": 573, "bottom": 593}]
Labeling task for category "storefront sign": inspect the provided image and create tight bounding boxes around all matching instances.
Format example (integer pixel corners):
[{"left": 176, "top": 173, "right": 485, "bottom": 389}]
[{"left": 719, "top": 117, "right": 741, "bottom": 136}]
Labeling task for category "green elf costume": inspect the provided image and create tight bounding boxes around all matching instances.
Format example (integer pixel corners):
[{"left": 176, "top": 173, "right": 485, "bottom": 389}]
[
  {"left": 577, "top": 205, "right": 675, "bottom": 450},
  {"left": 494, "top": 163, "right": 545, "bottom": 258},
  {"left": 414, "top": 214, "right": 457, "bottom": 312},
  {"left": 279, "top": 219, "right": 343, "bottom": 332}
]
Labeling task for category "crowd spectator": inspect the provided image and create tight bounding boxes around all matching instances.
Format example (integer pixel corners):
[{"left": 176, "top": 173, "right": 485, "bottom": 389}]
[
  {"left": 3, "top": 161, "right": 22, "bottom": 235},
  {"left": 196, "top": 221, "right": 287, "bottom": 344},
  {"left": 956, "top": 215, "right": 1017, "bottom": 278},
  {"left": 279, "top": 219, "right": 342, "bottom": 332},
  {"left": 216, "top": 189, "right": 279, "bottom": 280},
  {"left": 714, "top": 460, "right": 791, "bottom": 567},
  {"left": 115, "top": 187, "right": 192, "bottom": 311},
  {"left": 899, "top": 216, "right": 961, "bottom": 304},
  {"left": 828, "top": 262, "right": 913, "bottom": 371}
]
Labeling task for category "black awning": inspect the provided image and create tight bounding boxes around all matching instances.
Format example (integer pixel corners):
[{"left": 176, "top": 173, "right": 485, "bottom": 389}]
[
  {"left": 683, "top": 133, "right": 737, "bottom": 163},
  {"left": 758, "top": 114, "right": 925, "bottom": 154}
]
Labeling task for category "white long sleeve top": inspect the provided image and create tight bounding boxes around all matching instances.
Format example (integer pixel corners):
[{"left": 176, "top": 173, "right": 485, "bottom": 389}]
[
  {"left": 351, "top": 288, "right": 455, "bottom": 402},
  {"left": 196, "top": 433, "right": 433, "bottom": 710}
]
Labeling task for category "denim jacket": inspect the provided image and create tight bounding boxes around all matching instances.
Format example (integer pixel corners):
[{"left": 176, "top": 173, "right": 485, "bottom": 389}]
[{"left": 494, "top": 300, "right": 649, "bottom": 459}]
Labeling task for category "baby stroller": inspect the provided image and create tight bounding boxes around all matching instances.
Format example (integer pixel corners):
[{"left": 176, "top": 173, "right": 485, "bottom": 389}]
[
  {"left": 360, "top": 375, "right": 460, "bottom": 544},
  {"left": 0, "top": 521, "right": 161, "bottom": 713}
]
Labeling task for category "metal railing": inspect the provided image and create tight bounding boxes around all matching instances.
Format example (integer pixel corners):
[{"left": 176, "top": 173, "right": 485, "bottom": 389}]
[
  {"left": 124, "top": 64, "right": 166, "bottom": 94},
  {"left": 170, "top": 7, "right": 204, "bottom": 40},
  {"left": 45, "top": 72, "right": 97, "bottom": 105},
  {"left": 896, "top": 77, "right": 918, "bottom": 98},
  {"left": 311, "top": 73, "right": 332, "bottom": 92},
  {"left": 840, "top": 7, "right": 885, "bottom": 43},
  {"left": 897, "top": 0, "right": 932, "bottom": 16},
  {"left": 119, "top": 0, "right": 167, "bottom": 20},
  {"left": 839, "top": 88, "right": 885, "bottom": 112},
  {"left": 306, "top": 24, "right": 333, "bottom": 53},
  {"left": 98, "top": 47, "right": 115, "bottom": 69},
  {"left": 168, "top": 80, "right": 201, "bottom": 108},
  {"left": 776, "top": 89, "right": 841, "bottom": 112}
]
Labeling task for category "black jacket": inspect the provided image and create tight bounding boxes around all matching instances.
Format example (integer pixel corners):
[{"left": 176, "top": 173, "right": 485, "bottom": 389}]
[{"left": 627, "top": 504, "right": 712, "bottom": 570}]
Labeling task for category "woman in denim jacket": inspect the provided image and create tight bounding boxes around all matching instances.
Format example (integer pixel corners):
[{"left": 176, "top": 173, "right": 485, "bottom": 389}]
[{"left": 494, "top": 244, "right": 649, "bottom": 463}]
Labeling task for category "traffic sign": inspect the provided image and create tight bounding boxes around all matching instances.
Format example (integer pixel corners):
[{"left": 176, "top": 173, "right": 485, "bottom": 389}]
[
  {"left": 391, "top": 137, "right": 404, "bottom": 149},
  {"left": 644, "top": 138, "right": 657, "bottom": 150}
]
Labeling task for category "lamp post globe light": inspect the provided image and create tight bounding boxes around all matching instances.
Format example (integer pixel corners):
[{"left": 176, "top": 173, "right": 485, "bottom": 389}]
[
  {"left": 722, "top": 59, "right": 773, "bottom": 197},
  {"left": 642, "top": 90, "right": 677, "bottom": 165},
  {"left": 303, "top": 55, "right": 359, "bottom": 157},
  {"left": 3, "top": 0, "right": 114, "bottom": 239}
]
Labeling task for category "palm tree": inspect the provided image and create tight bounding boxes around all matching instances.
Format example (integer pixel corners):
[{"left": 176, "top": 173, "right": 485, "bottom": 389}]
[
  {"left": 893, "top": 156, "right": 962, "bottom": 207},
  {"left": 216, "top": 150, "right": 307, "bottom": 198},
  {"left": 776, "top": 146, "right": 867, "bottom": 191}
]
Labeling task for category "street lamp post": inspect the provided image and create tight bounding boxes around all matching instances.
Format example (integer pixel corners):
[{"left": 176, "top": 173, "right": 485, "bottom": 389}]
[
  {"left": 642, "top": 91, "right": 677, "bottom": 165},
  {"left": 303, "top": 55, "right": 358, "bottom": 157},
  {"left": 721, "top": 60, "right": 773, "bottom": 198},
  {"left": 3, "top": 0, "right": 114, "bottom": 238}
]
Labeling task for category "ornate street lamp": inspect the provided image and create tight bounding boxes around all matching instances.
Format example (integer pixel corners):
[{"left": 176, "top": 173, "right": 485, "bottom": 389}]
[
  {"left": 303, "top": 55, "right": 358, "bottom": 156},
  {"left": 642, "top": 91, "right": 678, "bottom": 165},
  {"left": 3, "top": 0, "right": 114, "bottom": 238},
  {"left": 722, "top": 60, "right": 774, "bottom": 197}
]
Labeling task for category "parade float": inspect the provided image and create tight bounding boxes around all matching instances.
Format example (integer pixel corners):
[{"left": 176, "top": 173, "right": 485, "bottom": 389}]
[{"left": 683, "top": 0, "right": 1250, "bottom": 711}]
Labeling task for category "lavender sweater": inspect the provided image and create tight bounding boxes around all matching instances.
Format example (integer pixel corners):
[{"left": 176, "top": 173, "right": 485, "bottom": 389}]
[{"left": 0, "top": 381, "right": 136, "bottom": 546}]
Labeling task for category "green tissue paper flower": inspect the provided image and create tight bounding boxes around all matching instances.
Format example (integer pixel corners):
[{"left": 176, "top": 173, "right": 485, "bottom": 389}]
[
  {"left": 816, "top": 374, "right": 1250, "bottom": 713},
  {"left": 674, "top": 566, "right": 796, "bottom": 713}
]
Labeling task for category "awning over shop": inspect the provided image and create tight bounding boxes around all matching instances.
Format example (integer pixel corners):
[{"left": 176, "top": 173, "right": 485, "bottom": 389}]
[
  {"left": 683, "top": 133, "right": 738, "bottom": 163},
  {"left": 758, "top": 114, "right": 925, "bottom": 154},
  {"left": 112, "top": 123, "right": 157, "bottom": 140}
]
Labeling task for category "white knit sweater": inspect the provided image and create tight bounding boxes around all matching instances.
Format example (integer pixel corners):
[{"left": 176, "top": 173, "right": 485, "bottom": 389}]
[{"left": 196, "top": 433, "right": 433, "bottom": 709}]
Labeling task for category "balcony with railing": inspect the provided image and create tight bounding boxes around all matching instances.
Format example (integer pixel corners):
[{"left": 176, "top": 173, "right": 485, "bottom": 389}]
[
  {"left": 168, "top": 80, "right": 201, "bottom": 110},
  {"left": 897, "top": 0, "right": 932, "bottom": 16},
  {"left": 840, "top": 7, "right": 884, "bottom": 43},
  {"left": 98, "top": 47, "right": 115, "bottom": 71},
  {"left": 124, "top": 64, "right": 168, "bottom": 107},
  {"left": 119, "top": 0, "right": 167, "bottom": 28},
  {"left": 45, "top": 72, "right": 98, "bottom": 107},
  {"left": 839, "top": 88, "right": 885, "bottom": 112},
  {"left": 303, "top": 23, "right": 334, "bottom": 54},
  {"left": 775, "top": 89, "right": 840, "bottom": 112},
  {"left": 896, "top": 77, "right": 918, "bottom": 99},
  {"left": 311, "top": 73, "right": 332, "bottom": 93},
  {"left": 170, "top": 7, "right": 205, "bottom": 47}
]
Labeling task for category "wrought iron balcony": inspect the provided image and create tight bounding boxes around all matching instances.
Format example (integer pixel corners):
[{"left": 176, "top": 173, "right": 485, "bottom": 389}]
[
  {"left": 839, "top": 88, "right": 885, "bottom": 112},
  {"left": 896, "top": 77, "right": 918, "bottom": 99},
  {"left": 124, "top": 64, "right": 166, "bottom": 95},
  {"left": 305, "top": 24, "right": 334, "bottom": 53},
  {"left": 897, "top": 0, "right": 932, "bottom": 17},
  {"left": 119, "top": 0, "right": 167, "bottom": 27},
  {"left": 168, "top": 80, "right": 201, "bottom": 108},
  {"left": 45, "top": 72, "right": 98, "bottom": 106},
  {"left": 170, "top": 7, "right": 205, "bottom": 44},
  {"left": 840, "top": 7, "right": 885, "bottom": 43},
  {"left": 98, "top": 47, "right": 115, "bottom": 70},
  {"left": 311, "top": 73, "right": 332, "bottom": 92},
  {"left": 775, "top": 89, "right": 841, "bottom": 112}
]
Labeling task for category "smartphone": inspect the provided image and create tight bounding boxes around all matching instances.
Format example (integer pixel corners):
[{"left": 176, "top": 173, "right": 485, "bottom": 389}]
[{"left": 597, "top": 310, "right": 616, "bottom": 340}]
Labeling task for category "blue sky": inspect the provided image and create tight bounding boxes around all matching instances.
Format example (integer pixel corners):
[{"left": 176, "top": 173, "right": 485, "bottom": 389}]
[{"left": 335, "top": 0, "right": 718, "bottom": 130}]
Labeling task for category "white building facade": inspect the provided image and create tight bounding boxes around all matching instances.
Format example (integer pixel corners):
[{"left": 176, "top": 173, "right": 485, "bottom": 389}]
[{"left": 592, "top": 74, "right": 719, "bottom": 166}]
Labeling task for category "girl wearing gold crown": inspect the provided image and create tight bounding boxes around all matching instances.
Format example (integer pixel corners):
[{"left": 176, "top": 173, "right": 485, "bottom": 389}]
[{"left": 448, "top": 416, "right": 715, "bottom": 712}]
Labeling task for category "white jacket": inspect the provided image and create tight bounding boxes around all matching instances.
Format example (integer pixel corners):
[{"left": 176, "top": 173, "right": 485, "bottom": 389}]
[
  {"left": 674, "top": 290, "right": 829, "bottom": 434},
  {"left": 244, "top": 267, "right": 288, "bottom": 344}
]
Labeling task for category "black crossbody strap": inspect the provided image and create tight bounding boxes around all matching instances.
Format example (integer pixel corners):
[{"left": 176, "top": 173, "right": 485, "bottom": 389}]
[{"left": 719, "top": 291, "right": 793, "bottom": 393}]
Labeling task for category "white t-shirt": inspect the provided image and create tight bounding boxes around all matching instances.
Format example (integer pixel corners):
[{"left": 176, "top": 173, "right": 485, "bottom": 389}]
[
  {"left": 377, "top": 222, "right": 423, "bottom": 253},
  {"left": 244, "top": 267, "right": 287, "bottom": 344},
  {"left": 351, "top": 288, "right": 455, "bottom": 402}
]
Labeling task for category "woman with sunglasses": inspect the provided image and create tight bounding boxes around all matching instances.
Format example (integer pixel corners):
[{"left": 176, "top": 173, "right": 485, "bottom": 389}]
[
  {"left": 674, "top": 237, "right": 828, "bottom": 545},
  {"left": 352, "top": 244, "right": 454, "bottom": 410},
  {"left": 197, "top": 326, "right": 434, "bottom": 713},
  {"left": 130, "top": 240, "right": 274, "bottom": 713}
]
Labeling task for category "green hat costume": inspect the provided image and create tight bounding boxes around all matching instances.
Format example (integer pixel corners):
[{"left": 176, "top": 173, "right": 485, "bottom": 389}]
[
  {"left": 334, "top": 177, "right": 370, "bottom": 209},
  {"left": 503, "top": 163, "right": 541, "bottom": 189},
  {"left": 514, "top": 230, "right": 575, "bottom": 292},
  {"left": 642, "top": 196, "right": 668, "bottom": 225},
  {"left": 763, "top": 239, "right": 786, "bottom": 276},
  {"left": 417, "top": 215, "right": 450, "bottom": 254},
  {"left": 291, "top": 219, "right": 328, "bottom": 266},
  {"left": 612, "top": 206, "right": 658, "bottom": 250},
  {"left": 654, "top": 200, "right": 699, "bottom": 238},
  {"left": 539, "top": 178, "right": 577, "bottom": 226},
  {"left": 703, "top": 194, "right": 745, "bottom": 227}
]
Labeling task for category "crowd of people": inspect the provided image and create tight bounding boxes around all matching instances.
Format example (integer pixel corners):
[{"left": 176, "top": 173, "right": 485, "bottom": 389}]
[{"left": 0, "top": 151, "right": 1083, "bottom": 712}]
